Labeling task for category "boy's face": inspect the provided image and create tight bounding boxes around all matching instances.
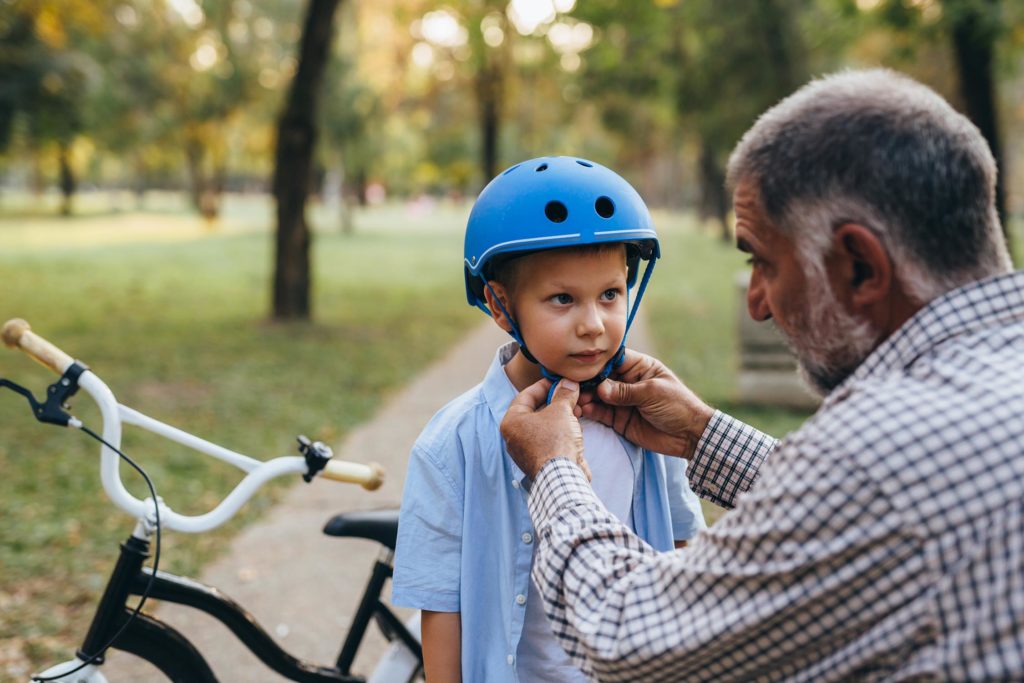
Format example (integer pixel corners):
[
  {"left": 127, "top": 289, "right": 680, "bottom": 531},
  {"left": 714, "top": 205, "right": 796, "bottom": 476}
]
[{"left": 499, "top": 247, "right": 629, "bottom": 382}]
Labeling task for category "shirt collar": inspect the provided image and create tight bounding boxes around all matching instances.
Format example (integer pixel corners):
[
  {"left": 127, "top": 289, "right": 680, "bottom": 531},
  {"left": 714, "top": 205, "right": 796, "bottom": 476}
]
[
  {"left": 838, "top": 270, "right": 1024, "bottom": 393},
  {"left": 482, "top": 340, "right": 522, "bottom": 425}
]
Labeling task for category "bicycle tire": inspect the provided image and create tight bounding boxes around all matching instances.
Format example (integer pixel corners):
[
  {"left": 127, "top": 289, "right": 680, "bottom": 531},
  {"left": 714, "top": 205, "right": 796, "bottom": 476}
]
[{"left": 106, "top": 612, "right": 218, "bottom": 682}]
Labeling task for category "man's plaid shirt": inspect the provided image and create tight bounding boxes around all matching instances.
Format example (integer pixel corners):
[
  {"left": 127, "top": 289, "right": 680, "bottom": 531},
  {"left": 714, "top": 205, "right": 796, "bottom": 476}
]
[{"left": 528, "top": 270, "right": 1024, "bottom": 681}]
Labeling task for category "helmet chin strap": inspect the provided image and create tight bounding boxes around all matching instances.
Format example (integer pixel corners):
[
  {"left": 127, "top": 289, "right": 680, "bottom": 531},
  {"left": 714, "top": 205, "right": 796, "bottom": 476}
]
[{"left": 482, "top": 257, "right": 657, "bottom": 404}]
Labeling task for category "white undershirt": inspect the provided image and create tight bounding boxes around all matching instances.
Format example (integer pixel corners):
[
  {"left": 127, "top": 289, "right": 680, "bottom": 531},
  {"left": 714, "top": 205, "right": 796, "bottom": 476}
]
[{"left": 516, "top": 419, "right": 634, "bottom": 681}]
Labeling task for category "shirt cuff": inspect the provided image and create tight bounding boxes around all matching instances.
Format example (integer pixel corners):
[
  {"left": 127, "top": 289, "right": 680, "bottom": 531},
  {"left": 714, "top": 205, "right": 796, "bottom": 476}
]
[
  {"left": 527, "top": 457, "right": 601, "bottom": 530},
  {"left": 687, "top": 410, "right": 777, "bottom": 509}
]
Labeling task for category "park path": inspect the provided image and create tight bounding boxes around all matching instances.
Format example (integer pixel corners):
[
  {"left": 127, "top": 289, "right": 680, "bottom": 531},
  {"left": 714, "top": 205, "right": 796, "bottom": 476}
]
[{"left": 104, "top": 316, "right": 653, "bottom": 681}]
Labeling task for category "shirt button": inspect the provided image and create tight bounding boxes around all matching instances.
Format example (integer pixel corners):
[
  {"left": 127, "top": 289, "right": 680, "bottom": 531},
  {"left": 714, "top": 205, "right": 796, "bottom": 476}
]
[
  {"left": 507, "top": 654, "right": 515, "bottom": 665},
  {"left": 521, "top": 532, "right": 533, "bottom": 544},
  {"left": 511, "top": 479, "right": 520, "bottom": 489},
  {"left": 516, "top": 594, "right": 527, "bottom": 606}
]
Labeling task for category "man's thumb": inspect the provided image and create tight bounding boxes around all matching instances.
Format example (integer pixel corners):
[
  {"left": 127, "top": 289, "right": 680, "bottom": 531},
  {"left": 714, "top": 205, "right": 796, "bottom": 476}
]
[
  {"left": 550, "top": 378, "right": 579, "bottom": 407},
  {"left": 597, "top": 378, "right": 637, "bottom": 406}
]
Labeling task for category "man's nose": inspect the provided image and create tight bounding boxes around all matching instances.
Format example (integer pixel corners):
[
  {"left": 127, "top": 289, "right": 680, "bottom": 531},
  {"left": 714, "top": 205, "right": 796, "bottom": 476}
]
[{"left": 747, "top": 274, "right": 772, "bottom": 322}]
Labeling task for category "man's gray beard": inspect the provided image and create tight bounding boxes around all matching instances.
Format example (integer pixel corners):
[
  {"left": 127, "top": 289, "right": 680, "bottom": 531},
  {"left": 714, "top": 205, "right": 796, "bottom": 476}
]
[{"left": 777, "top": 277, "right": 879, "bottom": 397}]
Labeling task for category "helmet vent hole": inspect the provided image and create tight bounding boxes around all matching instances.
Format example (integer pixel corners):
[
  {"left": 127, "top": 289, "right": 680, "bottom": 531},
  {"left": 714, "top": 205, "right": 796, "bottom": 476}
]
[
  {"left": 502, "top": 164, "right": 521, "bottom": 176},
  {"left": 536, "top": 163, "right": 548, "bottom": 172},
  {"left": 595, "top": 196, "right": 615, "bottom": 218},
  {"left": 545, "top": 200, "right": 568, "bottom": 223},
  {"left": 576, "top": 160, "right": 593, "bottom": 167}
]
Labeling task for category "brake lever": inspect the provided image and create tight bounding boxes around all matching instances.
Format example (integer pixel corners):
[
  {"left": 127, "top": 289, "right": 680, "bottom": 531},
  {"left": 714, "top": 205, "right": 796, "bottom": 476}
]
[{"left": 0, "top": 362, "right": 88, "bottom": 427}]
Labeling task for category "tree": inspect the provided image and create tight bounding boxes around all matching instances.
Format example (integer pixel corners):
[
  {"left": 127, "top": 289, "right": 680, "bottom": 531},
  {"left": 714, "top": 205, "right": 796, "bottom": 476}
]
[
  {"left": 467, "top": 3, "right": 510, "bottom": 182},
  {"left": 947, "top": 0, "right": 1006, "bottom": 228},
  {"left": 574, "top": 0, "right": 809, "bottom": 238},
  {"left": 320, "top": 1, "right": 382, "bottom": 234},
  {"left": 0, "top": 2, "right": 107, "bottom": 215},
  {"left": 841, "top": 0, "right": 1016, "bottom": 247},
  {"left": 272, "top": 0, "right": 341, "bottom": 320}
]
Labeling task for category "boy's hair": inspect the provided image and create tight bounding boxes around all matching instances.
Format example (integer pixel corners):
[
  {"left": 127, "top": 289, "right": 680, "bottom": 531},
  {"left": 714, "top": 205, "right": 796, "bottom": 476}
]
[{"left": 488, "top": 243, "right": 630, "bottom": 295}]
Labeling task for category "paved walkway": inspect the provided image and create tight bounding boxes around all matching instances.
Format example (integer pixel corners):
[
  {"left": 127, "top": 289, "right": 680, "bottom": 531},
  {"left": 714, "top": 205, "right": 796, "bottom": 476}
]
[{"left": 105, "top": 317, "right": 653, "bottom": 681}]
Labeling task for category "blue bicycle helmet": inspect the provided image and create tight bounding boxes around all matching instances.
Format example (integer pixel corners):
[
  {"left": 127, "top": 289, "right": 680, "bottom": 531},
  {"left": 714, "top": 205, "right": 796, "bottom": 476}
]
[{"left": 464, "top": 156, "right": 660, "bottom": 394}]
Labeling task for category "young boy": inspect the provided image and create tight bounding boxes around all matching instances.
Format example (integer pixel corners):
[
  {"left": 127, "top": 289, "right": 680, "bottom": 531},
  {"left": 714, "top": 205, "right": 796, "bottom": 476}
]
[{"left": 393, "top": 156, "right": 705, "bottom": 681}]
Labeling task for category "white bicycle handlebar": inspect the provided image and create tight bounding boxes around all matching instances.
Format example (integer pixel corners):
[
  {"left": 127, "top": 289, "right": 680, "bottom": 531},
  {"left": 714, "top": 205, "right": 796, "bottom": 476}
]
[{"left": 2, "top": 318, "right": 385, "bottom": 534}]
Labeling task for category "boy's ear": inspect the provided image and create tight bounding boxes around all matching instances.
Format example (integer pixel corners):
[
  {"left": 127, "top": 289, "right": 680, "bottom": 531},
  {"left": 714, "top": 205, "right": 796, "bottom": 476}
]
[{"left": 483, "top": 281, "right": 514, "bottom": 333}]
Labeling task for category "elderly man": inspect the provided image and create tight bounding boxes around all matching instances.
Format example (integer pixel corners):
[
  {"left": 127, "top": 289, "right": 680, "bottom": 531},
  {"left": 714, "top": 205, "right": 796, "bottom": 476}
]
[{"left": 501, "top": 69, "right": 1022, "bottom": 681}]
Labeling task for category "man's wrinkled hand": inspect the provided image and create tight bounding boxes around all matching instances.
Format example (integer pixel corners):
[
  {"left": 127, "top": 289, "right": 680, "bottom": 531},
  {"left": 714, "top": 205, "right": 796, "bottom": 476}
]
[
  {"left": 501, "top": 379, "right": 590, "bottom": 481},
  {"left": 578, "top": 349, "right": 714, "bottom": 458}
]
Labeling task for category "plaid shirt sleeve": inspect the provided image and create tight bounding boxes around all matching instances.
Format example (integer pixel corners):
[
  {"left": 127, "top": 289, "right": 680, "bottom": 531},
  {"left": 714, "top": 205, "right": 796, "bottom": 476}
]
[
  {"left": 686, "top": 411, "right": 777, "bottom": 508},
  {"left": 527, "top": 424, "right": 917, "bottom": 681}
]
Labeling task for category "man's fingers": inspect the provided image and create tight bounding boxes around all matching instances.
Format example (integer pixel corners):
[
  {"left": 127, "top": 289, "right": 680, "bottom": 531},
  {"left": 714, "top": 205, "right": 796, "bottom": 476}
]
[
  {"left": 596, "top": 377, "right": 639, "bottom": 407},
  {"left": 506, "top": 378, "right": 552, "bottom": 415},
  {"left": 549, "top": 379, "right": 579, "bottom": 411},
  {"left": 580, "top": 399, "right": 612, "bottom": 426}
]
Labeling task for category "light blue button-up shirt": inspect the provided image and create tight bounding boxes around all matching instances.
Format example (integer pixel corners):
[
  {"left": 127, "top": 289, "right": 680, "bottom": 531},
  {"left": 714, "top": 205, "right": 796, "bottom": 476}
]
[{"left": 393, "top": 343, "right": 705, "bottom": 681}]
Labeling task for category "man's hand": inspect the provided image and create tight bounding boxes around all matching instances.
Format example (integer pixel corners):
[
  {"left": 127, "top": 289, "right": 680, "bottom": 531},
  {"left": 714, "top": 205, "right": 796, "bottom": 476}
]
[
  {"left": 579, "top": 349, "right": 714, "bottom": 458},
  {"left": 501, "top": 378, "right": 590, "bottom": 481}
]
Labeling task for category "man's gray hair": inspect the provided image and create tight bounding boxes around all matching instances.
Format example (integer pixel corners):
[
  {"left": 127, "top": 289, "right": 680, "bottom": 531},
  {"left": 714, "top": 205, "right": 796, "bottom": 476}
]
[{"left": 727, "top": 68, "right": 1012, "bottom": 303}]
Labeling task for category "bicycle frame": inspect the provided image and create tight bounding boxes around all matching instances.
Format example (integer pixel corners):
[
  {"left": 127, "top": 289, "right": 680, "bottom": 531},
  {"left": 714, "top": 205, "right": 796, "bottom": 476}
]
[{"left": 66, "top": 530, "right": 419, "bottom": 682}]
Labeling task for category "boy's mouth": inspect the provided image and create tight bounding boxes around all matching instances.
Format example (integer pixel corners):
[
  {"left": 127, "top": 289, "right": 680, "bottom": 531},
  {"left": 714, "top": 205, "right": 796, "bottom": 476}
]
[{"left": 569, "top": 350, "right": 605, "bottom": 364}]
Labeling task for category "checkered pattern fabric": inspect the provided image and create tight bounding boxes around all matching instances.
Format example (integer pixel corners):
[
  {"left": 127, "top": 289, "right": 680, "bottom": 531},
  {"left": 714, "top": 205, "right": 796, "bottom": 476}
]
[{"left": 528, "top": 271, "right": 1024, "bottom": 681}]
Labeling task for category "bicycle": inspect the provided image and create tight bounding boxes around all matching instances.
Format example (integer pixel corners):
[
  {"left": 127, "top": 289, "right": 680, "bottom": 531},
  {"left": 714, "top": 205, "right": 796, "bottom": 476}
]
[{"left": 0, "top": 319, "right": 423, "bottom": 683}]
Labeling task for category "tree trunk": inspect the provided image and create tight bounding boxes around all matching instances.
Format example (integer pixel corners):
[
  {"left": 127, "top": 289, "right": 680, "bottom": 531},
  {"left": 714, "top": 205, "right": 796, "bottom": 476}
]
[
  {"left": 473, "top": 5, "right": 505, "bottom": 184},
  {"left": 476, "top": 60, "right": 502, "bottom": 184},
  {"left": 271, "top": 0, "right": 341, "bottom": 320},
  {"left": 185, "top": 138, "right": 223, "bottom": 221},
  {"left": 58, "top": 140, "right": 75, "bottom": 216},
  {"left": 949, "top": 0, "right": 1008, "bottom": 241},
  {"left": 337, "top": 164, "right": 356, "bottom": 235},
  {"left": 698, "top": 142, "right": 730, "bottom": 242}
]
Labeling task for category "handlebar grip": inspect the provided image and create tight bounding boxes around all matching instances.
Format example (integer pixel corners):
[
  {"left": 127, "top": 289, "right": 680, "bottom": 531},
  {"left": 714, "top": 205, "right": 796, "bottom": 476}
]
[
  {"left": 321, "top": 460, "right": 385, "bottom": 490},
  {"left": 2, "top": 319, "right": 75, "bottom": 375}
]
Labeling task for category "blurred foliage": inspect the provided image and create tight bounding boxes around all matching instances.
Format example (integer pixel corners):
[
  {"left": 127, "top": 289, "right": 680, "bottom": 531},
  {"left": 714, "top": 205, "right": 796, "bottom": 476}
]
[{"left": 0, "top": 0, "right": 1022, "bottom": 239}]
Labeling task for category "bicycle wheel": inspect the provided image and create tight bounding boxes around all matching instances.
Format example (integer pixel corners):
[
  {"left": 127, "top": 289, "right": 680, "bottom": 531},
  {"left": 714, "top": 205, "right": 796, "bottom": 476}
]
[{"left": 104, "top": 612, "right": 218, "bottom": 682}]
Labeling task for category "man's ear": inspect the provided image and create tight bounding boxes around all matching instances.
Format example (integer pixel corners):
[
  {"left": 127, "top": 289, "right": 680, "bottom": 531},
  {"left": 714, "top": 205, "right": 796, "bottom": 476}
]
[
  {"left": 829, "top": 223, "right": 893, "bottom": 314},
  {"left": 483, "top": 281, "right": 514, "bottom": 333}
]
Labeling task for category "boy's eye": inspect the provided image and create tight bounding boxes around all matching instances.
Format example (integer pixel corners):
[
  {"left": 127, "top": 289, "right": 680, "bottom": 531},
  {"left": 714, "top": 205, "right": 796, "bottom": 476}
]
[
  {"left": 601, "top": 289, "right": 620, "bottom": 301},
  {"left": 552, "top": 293, "right": 573, "bottom": 305}
]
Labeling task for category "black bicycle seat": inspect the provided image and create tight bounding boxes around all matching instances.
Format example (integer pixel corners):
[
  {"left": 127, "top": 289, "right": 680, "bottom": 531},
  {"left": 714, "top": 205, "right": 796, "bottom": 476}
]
[{"left": 322, "top": 509, "right": 399, "bottom": 550}]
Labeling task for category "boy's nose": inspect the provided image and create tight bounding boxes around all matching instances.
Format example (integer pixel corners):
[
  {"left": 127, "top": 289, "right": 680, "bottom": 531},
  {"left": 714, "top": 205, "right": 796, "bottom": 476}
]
[{"left": 576, "top": 304, "right": 605, "bottom": 337}]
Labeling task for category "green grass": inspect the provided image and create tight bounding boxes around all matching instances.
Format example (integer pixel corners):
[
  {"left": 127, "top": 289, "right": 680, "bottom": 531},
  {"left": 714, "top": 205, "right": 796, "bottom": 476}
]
[{"left": 0, "top": 198, "right": 479, "bottom": 676}]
